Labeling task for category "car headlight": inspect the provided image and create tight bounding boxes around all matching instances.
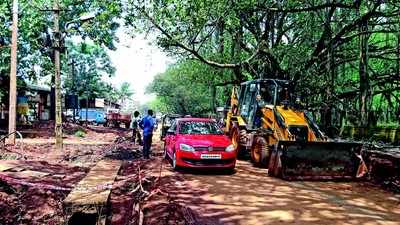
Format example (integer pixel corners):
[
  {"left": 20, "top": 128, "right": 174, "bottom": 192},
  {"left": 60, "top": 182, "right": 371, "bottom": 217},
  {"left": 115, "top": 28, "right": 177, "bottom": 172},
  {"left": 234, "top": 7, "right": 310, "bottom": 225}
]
[
  {"left": 180, "top": 144, "right": 194, "bottom": 152},
  {"left": 225, "top": 144, "right": 235, "bottom": 152}
]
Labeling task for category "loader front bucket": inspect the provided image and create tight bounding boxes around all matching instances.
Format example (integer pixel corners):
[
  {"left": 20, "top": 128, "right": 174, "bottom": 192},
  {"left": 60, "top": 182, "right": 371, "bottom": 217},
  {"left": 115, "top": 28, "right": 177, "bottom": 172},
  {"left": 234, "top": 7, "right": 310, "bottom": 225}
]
[{"left": 268, "top": 141, "right": 362, "bottom": 180}]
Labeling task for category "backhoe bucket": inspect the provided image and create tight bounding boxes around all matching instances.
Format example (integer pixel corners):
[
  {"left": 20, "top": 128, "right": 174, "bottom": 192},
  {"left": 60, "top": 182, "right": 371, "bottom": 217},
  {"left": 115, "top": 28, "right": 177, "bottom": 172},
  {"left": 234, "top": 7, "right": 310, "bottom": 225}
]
[{"left": 268, "top": 141, "right": 362, "bottom": 180}]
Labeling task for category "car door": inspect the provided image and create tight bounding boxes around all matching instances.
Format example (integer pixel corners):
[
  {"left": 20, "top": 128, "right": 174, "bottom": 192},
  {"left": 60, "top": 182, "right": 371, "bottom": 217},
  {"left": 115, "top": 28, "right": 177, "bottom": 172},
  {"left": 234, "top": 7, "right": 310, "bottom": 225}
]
[{"left": 165, "top": 121, "right": 177, "bottom": 157}]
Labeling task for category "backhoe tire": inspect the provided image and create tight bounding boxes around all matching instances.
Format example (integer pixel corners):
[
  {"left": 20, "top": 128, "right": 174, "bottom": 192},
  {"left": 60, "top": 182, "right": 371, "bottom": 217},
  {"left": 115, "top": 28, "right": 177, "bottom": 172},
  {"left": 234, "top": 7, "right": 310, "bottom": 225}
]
[
  {"left": 251, "top": 137, "right": 270, "bottom": 168},
  {"left": 268, "top": 145, "right": 282, "bottom": 178},
  {"left": 230, "top": 123, "right": 246, "bottom": 158}
]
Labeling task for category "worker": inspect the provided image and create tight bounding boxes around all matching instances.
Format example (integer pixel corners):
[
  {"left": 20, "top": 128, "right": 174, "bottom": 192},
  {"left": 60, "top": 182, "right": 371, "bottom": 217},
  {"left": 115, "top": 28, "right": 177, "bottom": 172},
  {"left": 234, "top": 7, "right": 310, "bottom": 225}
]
[
  {"left": 131, "top": 111, "right": 142, "bottom": 145},
  {"left": 254, "top": 94, "right": 264, "bottom": 128},
  {"left": 139, "top": 109, "right": 156, "bottom": 159},
  {"left": 260, "top": 87, "right": 272, "bottom": 104}
]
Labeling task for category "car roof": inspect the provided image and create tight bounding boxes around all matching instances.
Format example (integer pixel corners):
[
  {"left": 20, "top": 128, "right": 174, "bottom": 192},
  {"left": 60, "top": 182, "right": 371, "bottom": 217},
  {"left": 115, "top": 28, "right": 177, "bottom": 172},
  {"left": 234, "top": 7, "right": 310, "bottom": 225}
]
[{"left": 176, "top": 117, "right": 216, "bottom": 123}]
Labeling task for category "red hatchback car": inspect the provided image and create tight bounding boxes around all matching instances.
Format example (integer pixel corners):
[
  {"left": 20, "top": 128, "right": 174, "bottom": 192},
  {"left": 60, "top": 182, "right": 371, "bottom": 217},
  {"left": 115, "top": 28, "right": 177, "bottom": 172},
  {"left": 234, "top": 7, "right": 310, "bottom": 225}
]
[{"left": 164, "top": 118, "right": 237, "bottom": 171}]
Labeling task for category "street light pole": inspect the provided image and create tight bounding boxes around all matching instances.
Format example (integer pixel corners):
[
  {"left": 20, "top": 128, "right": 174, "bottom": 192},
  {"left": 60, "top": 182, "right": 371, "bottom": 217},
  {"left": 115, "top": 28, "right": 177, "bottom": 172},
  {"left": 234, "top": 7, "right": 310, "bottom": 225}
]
[
  {"left": 53, "top": 0, "right": 63, "bottom": 150},
  {"left": 7, "top": 0, "right": 18, "bottom": 145}
]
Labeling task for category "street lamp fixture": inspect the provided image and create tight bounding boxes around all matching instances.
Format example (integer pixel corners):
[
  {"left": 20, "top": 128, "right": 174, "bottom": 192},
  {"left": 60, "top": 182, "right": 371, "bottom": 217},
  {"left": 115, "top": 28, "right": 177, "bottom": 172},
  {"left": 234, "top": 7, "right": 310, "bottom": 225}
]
[
  {"left": 78, "top": 12, "right": 97, "bottom": 23},
  {"left": 64, "top": 12, "right": 97, "bottom": 31}
]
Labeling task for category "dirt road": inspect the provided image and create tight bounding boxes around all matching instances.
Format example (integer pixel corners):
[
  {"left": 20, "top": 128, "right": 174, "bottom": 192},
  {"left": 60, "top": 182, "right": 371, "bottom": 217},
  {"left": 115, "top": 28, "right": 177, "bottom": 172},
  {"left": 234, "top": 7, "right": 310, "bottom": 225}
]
[
  {"left": 157, "top": 148, "right": 400, "bottom": 225},
  {"left": 2, "top": 127, "right": 400, "bottom": 225}
]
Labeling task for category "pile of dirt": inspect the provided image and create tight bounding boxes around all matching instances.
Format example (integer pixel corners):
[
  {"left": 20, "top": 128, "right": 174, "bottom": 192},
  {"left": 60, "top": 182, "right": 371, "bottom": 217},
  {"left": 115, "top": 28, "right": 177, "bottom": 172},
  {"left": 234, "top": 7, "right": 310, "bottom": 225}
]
[
  {"left": 362, "top": 146, "right": 400, "bottom": 193},
  {"left": 105, "top": 137, "right": 142, "bottom": 160},
  {"left": 0, "top": 161, "right": 88, "bottom": 225}
]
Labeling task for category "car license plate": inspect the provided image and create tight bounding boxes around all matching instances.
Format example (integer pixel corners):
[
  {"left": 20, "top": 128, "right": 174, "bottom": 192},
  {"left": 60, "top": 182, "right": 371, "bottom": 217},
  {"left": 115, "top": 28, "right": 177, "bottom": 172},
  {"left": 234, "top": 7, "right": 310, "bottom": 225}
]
[{"left": 200, "top": 154, "right": 222, "bottom": 159}]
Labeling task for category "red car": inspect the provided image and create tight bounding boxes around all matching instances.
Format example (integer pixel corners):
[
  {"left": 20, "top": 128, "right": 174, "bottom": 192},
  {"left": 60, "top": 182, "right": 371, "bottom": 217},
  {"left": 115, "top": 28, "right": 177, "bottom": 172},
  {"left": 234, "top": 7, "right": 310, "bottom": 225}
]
[{"left": 164, "top": 118, "right": 237, "bottom": 171}]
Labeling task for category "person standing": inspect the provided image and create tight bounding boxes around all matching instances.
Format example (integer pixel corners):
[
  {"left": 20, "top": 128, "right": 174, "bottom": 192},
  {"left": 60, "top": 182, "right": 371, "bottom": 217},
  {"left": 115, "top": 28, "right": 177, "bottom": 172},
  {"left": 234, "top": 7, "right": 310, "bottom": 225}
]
[
  {"left": 131, "top": 111, "right": 142, "bottom": 145},
  {"left": 139, "top": 109, "right": 155, "bottom": 159}
]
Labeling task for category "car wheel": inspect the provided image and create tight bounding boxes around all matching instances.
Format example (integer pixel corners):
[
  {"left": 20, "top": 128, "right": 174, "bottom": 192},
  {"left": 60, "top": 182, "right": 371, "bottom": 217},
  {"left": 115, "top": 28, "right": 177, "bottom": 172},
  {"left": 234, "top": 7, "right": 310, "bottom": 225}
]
[
  {"left": 224, "top": 166, "right": 235, "bottom": 175},
  {"left": 172, "top": 151, "right": 179, "bottom": 171},
  {"left": 163, "top": 143, "right": 169, "bottom": 160}
]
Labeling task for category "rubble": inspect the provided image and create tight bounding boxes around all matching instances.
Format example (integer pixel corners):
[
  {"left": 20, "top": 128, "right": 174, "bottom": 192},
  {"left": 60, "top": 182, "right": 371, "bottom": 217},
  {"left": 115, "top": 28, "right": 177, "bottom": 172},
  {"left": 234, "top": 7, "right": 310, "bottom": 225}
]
[{"left": 362, "top": 146, "right": 400, "bottom": 192}]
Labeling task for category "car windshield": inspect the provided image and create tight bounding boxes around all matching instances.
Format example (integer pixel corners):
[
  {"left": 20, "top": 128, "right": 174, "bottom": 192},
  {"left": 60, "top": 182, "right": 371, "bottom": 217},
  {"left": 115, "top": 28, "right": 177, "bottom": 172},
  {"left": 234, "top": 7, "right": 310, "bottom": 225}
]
[{"left": 179, "top": 121, "right": 224, "bottom": 135}]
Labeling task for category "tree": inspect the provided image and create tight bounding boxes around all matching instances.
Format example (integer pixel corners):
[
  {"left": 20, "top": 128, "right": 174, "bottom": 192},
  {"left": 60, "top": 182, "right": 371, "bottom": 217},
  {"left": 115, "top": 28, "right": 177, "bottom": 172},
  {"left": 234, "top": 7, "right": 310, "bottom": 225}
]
[
  {"left": 62, "top": 41, "right": 116, "bottom": 102},
  {"left": 127, "top": 0, "right": 400, "bottom": 127},
  {"left": 0, "top": 0, "right": 122, "bottom": 77},
  {"left": 117, "top": 82, "right": 134, "bottom": 105},
  {"left": 147, "top": 59, "right": 234, "bottom": 116}
]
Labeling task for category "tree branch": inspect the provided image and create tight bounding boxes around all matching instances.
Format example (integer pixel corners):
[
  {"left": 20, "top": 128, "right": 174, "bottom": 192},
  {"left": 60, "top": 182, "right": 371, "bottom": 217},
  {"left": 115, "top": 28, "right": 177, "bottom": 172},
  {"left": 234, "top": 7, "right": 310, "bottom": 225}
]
[
  {"left": 257, "top": 2, "right": 357, "bottom": 13},
  {"left": 135, "top": 6, "right": 239, "bottom": 69}
]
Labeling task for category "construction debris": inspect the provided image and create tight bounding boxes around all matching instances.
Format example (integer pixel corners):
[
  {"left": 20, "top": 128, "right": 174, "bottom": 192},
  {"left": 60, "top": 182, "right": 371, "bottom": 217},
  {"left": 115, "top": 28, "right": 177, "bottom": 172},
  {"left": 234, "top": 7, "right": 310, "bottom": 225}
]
[{"left": 362, "top": 146, "right": 400, "bottom": 192}]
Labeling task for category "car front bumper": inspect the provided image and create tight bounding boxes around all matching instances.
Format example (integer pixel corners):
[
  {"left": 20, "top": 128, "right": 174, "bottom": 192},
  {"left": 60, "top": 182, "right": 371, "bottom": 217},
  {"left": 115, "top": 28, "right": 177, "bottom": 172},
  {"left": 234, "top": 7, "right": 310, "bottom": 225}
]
[{"left": 176, "top": 150, "right": 236, "bottom": 168}]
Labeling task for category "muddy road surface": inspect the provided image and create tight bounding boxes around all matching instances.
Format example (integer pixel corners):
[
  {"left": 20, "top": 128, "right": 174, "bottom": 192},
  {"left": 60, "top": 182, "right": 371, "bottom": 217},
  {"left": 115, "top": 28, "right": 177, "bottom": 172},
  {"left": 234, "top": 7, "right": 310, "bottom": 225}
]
[{"left": 157, "top": 146, "right": 400, "bottom": 225}]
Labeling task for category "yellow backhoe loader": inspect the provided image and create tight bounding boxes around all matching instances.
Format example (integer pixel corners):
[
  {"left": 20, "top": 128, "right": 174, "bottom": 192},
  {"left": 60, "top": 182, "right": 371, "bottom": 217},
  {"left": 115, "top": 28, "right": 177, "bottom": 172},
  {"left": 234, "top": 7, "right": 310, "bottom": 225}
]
[{"left": 224, "top": 79, "right": 363, "bottom": 180}]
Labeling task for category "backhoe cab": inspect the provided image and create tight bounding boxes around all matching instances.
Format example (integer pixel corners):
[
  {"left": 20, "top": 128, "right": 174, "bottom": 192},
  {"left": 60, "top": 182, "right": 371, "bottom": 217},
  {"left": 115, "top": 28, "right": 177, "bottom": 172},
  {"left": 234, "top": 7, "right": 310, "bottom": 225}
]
[{"left": 225, "top": 79, "right": 362, "bottom": 180}]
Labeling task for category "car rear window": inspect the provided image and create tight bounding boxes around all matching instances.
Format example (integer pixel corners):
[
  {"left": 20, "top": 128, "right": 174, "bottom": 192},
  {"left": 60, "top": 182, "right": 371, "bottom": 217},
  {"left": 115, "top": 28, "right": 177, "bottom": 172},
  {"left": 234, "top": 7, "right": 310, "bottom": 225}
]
[{"left": 179, "top": 121, "right": 224, "bottom": 135}]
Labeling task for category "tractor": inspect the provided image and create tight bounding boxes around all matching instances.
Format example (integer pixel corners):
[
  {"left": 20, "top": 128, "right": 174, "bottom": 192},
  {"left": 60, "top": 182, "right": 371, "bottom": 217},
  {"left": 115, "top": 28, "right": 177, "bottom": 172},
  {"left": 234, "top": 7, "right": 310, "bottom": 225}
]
[{"left": 224, "top": 79, "right": 363, "bottom": 180}]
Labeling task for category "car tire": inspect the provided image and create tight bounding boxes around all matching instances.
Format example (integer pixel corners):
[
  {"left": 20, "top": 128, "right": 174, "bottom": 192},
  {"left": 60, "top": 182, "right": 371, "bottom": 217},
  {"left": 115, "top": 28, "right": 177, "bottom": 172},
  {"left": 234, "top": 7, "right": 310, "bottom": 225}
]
[
  {"left": 163, "top": 143, "right": 169, "bottom": 160},
  {"left": 224, "top": 166, "right": 235, "bottom": 175},
  {"left": 172, "top": 151, "right": 180, "bottom": 171}
]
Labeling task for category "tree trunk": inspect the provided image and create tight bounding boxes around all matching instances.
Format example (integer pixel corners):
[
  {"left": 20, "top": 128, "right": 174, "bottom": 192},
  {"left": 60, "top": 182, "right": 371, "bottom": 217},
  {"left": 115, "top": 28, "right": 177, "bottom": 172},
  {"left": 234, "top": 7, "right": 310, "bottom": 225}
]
[
  {"left": 211, "top": 85, "right": 216, "bottom": 113},
  {"left": 7, "top": 0, "right": 18, "bottom": 145},
  {"left": 325, "top": 1, "right": 334, "bottom": 129},
  {"left": 232, "top": 14, "right": 243, "bottom": 81},
  {"left": 359, "top": 20, "right": 370, "bottom": 127}
]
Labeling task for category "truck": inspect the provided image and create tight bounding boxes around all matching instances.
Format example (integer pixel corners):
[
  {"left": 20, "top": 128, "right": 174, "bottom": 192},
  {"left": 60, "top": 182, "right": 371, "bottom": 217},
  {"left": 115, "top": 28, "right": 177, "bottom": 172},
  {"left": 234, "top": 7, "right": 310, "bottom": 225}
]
[
  {"left": 223, "top": 79, "right": 363, "bottom": 180},
  {"left": 105, "top": 109, "right": 131, "bottom": 128},
  {"left": 78, "top": 108, "right": 106, "bottom": 125}
]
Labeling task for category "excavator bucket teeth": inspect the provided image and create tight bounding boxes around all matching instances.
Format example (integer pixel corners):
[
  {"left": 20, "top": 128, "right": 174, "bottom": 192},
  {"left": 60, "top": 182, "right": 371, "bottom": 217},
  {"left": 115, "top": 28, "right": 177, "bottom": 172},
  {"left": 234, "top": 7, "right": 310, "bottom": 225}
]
[{"left": 269, "top": 141, "right": 362, "bottom": 180}]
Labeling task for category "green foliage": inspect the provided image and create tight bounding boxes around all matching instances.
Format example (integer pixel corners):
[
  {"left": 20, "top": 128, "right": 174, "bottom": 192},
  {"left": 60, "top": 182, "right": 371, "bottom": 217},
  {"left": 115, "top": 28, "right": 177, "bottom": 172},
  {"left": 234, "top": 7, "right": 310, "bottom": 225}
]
[
  {"left": 147, "top": 59, "right": 233, "bottom": 116},
  {"left": 74, "top": 128, "right": 86, "bottom": 138},
  {"left": 117, "top": 82, "right": 134, "bottom": 103},
  {"left": 62, "top": 41, "right": 116, "bottom": 101},
  {"left": 0, "top": 0, "right": 122, "bottom": 91},
  {"left": 128, "top": 0, "right": 400, "bottom": 126}
]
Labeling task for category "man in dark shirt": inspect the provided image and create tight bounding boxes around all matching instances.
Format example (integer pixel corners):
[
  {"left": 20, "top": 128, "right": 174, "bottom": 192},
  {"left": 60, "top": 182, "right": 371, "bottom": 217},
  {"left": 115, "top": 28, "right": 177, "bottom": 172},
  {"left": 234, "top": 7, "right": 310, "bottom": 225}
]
[{"left": 139, "top": 109, "right": 155, "bottom": 159}]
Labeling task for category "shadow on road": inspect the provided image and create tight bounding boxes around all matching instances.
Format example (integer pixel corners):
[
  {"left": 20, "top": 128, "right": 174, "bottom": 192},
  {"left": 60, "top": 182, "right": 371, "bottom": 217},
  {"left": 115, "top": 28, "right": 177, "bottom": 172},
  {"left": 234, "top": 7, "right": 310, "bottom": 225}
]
[{"left": 162, "top": 158, "right": 400, "bottom": 225}]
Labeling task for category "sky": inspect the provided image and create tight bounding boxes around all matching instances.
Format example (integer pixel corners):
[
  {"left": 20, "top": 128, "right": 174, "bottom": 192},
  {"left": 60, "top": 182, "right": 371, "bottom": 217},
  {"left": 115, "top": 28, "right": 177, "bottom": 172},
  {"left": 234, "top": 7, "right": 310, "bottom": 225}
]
[{"left": 106, "top": 28, "right": 174, "bottom": 104}]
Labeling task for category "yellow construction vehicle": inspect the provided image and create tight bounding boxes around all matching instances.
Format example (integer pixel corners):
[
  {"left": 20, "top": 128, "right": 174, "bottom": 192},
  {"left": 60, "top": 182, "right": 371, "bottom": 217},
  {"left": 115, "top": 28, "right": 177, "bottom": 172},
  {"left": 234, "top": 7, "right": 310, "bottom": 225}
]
[{"left": 224, "top": 79, "right": 362, "bottom": 180}]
